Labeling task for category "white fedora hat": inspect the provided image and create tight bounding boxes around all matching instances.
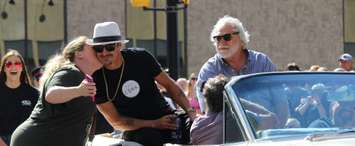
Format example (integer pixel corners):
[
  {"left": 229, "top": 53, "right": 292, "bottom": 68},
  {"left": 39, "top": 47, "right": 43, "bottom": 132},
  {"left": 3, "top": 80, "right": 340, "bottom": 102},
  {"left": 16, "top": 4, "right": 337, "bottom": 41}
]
[{"left": 87, "top": 21, "right": 129, "bottom": 45}]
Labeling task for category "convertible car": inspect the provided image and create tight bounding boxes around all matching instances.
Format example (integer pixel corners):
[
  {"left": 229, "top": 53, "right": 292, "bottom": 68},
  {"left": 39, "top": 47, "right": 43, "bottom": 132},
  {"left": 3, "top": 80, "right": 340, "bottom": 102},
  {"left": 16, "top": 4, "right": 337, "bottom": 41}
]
[
  {"left": 223, "top": 72, "right": 355, "bottom": 146},
  {"left": 92, "top": 72, "right": 355, "bottom": 146}
]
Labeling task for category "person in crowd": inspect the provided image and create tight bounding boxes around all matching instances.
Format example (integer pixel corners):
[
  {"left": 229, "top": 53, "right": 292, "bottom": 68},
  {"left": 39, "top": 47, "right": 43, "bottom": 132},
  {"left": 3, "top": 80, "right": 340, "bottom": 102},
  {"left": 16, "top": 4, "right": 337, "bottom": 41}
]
[
  {"left": 11, "top": 36, "right": 102, "bottom": 146},
  {"left": 30, "top": 66, "right": 43, "bottom": 89},
  {"left": 286, "top": 62, "right": 301, "bottom": 71},
  {"left": 190, "top": 75, "right": 226, "bottom": 145},
  {"left": 0, "top": 50, "right": 39, "bottom": 146},
  {"left": 196, "top": 15, "right": 287, "bottom": 127},
  {"left": 338, "top": 53, "right": 353, "bottom": 71},
  {"left": 308, "top": 65, "right": 320, "bottom": 71},
  {"left": 186, "top": 73, "right": 201, "bottom": 115},
  {"left": 90, "top": 21, "right": 196, "bottom": 146},
  {"left": 317, "top": 67, "right": 328, "bottom": 71},
  {"left": 308, "top": 65, "right": 329, "bottom": 72},
  {"left": 295, "top": 83, "right": 331, "bottom": 127},
  {"left": 284, "top": 83, "right": 308, "bottom": 117},
  {"left": 176, "top": 78, "right": 188, "bottom": 93},
  {"left": 332, "top": 101, "right": 355, "bottom": 128}
]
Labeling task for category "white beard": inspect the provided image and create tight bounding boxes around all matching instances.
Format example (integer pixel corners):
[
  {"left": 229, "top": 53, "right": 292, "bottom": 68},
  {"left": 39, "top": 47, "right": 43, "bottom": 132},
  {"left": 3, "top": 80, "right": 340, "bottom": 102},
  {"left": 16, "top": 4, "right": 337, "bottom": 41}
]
[
  {"left": 217, "top": 49, "right": 232, "bottom": 58},
  {"left": 216, "top": 42, "right": 240, "bottom": 59}
]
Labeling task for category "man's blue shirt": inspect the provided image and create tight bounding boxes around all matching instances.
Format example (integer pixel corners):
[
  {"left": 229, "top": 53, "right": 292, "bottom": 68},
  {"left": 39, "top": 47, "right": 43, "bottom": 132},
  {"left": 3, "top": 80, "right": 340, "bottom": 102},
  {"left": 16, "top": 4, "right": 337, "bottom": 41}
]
[{"left": 196, "top": 49, "right": 277, "bottom": 112}]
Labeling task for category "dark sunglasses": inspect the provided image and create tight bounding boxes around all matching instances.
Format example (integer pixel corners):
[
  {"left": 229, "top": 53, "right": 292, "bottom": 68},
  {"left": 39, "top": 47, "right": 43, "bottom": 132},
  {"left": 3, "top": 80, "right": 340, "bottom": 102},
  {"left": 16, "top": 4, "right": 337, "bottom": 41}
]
[
  {"left": 213, "top": 32, "right": 239, "bottom": 42},
  {"left": 5, "top": 61, "right": 22, "bottom": 68},
  {"left": 93, "top": 43, "right": 117, "bottom": 53}
]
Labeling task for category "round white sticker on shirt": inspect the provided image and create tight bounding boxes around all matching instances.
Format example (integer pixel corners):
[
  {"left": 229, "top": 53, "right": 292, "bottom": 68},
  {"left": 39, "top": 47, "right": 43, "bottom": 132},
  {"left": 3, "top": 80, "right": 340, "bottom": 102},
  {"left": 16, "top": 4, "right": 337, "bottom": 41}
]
[{"left": 122, "top": 80, "right": 140, "bottom": 98}]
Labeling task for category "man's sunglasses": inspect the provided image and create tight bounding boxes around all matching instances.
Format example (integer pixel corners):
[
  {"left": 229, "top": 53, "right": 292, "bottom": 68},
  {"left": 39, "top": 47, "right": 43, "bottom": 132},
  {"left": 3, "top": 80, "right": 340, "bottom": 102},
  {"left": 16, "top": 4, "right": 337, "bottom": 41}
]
[
  {"left": 5, "top": 61, "right": 22, "bottom": 69},
  {"left": 93, "top": 43, "right": 117, "bottom": 53},
  {"left": 213, "top": 32, "right": 239, "bottom": 42}
]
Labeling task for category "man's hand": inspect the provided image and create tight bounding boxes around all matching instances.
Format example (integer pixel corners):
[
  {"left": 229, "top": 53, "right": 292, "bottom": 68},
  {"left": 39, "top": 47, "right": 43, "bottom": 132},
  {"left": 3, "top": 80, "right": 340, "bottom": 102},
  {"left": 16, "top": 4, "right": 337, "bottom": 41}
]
[
  {"left": 152, "top": 114, "right": 178, "bottom": 130},
  {"left": 187, "top": 109, "right": 197, "bottom": 121}
]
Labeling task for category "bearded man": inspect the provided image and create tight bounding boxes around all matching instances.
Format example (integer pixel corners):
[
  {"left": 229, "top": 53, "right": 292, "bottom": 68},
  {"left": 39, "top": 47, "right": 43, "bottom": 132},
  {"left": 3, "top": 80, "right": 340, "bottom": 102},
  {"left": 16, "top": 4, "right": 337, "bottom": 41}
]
[{"left": 196, "top": 16, "right": 288, "bottom": 128}]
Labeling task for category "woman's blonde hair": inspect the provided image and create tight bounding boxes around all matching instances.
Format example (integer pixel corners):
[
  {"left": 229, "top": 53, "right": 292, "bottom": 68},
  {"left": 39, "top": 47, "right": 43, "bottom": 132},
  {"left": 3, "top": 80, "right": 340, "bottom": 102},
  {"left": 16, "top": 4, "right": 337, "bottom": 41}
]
[{"left": 39, "top": 36, "right": 88, "bottom": 90}]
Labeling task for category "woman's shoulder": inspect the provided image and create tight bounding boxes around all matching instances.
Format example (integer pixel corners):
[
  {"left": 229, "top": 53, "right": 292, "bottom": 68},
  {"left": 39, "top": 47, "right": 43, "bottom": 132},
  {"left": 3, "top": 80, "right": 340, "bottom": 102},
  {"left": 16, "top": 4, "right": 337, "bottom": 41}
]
[
  {"left": 54, "top": 64, "right": 82, "bottom": 77},
  {"left": 49, "top": 64, "right": 83, "bottom": 85},
  {"left": 59, "top": 64, "right": 80, "bottom": 72}
]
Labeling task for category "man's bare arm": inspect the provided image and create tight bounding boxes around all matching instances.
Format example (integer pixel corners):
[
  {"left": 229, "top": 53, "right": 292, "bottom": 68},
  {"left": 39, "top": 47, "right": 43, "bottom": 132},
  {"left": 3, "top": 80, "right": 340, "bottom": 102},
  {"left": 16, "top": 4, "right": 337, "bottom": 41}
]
[
  {"left": 0, "top": 137, "right": 6, "bottom": 146},
  {"left": 155, "top": 71, "right": 196, "bottom": 120},
  {"left": 97, "top": 102, "right": 177, "bottom": 131}
]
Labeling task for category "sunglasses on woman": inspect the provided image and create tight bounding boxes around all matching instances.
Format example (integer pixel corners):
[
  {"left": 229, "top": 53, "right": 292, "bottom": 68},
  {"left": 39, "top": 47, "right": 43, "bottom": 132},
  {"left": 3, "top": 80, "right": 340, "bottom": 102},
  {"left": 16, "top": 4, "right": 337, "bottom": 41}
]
[
  {"left": 93, "top": 43, "right": 118, "bottom": 53},
  {"left": 5, "top": 61, "right": 22, "bottom": 69},
  {"left": 213, "top": 32, "right": 239, "bottom": 42}
]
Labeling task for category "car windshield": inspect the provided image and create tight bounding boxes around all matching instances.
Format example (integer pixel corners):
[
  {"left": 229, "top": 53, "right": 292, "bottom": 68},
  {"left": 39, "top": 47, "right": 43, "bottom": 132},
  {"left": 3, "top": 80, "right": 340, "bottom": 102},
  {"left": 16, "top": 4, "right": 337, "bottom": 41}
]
[{"left": 228, "top": 72, "right": 355, "bottom": 140}]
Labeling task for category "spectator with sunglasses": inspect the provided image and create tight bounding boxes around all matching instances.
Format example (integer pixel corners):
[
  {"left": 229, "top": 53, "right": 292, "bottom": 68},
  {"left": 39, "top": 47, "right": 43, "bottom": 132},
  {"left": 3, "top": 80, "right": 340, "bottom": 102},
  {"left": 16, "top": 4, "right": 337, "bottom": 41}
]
[
  {"left": 196, "top": 16, "right": 288, "bottom": 127},
  {"left": 187, "top": 73, "right": 202, "bottom": 115},
  {"left": 89, "top": 21, "right": 196, "bottom": 146},
  {"left": 0, "top": 49, "right": 39, "bottom": 146}
]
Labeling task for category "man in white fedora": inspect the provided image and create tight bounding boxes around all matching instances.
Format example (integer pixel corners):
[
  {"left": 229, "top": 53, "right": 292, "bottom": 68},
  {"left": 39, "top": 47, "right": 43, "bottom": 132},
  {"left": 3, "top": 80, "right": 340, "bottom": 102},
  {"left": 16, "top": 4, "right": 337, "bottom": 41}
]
[{"left": 90, "top": 21, "right": 196, "bottom": 146}]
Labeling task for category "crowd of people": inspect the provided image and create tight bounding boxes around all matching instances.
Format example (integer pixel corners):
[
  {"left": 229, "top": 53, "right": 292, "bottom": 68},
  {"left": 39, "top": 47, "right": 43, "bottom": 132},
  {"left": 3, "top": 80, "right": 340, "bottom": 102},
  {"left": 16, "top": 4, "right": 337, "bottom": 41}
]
[
  {"left": 286, "top": 53, "right": 354, "bottom": 72},
  {"left": 0, "top": 15, "right": 354, "bottom": 146}
]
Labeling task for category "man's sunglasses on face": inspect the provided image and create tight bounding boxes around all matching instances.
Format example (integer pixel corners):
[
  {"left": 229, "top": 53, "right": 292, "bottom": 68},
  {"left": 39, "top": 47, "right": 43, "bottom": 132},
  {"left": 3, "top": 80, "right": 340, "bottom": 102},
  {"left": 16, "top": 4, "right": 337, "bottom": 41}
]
[
  {"left": 93, "top": 43, "right": 119, "bottom": 53},
  {"left": 213, "top": 32, "right": 239, "bottom": 42}
]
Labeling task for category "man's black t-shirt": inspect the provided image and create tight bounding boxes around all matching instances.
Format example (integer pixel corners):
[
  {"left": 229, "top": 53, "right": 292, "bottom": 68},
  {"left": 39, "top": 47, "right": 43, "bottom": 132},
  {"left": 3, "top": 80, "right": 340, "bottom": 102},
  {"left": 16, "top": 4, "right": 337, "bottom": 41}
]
[
  {"left": 11, "top": 65, "right": 96, "bottom": 146},
  {"left": 0, "top": 83, "right": 38, "bottom": 135},
  {"left": 93, "top": 48, "right": 172, "bottom": 120}
]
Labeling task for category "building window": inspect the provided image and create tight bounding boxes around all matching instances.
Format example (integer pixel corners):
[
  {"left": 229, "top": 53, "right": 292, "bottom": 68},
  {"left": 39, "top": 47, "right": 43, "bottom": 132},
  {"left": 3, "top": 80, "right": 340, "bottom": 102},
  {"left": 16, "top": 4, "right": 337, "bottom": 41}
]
[
  {"left": 344, "top": 0, "right": 355, "bottom": 53},
  {"left": 0, "top": 0, "right": 65, "bottom": 70}
]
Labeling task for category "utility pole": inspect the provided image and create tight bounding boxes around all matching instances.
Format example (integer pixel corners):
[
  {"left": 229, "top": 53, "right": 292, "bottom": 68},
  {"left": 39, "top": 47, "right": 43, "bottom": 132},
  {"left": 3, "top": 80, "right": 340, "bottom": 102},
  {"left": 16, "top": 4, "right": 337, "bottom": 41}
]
[
  {"left": 130, "top": 0, "right": 189, "bottom": 80},
  {"left": 166, "top": 0, "right": 179, "bottom": 80}
]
